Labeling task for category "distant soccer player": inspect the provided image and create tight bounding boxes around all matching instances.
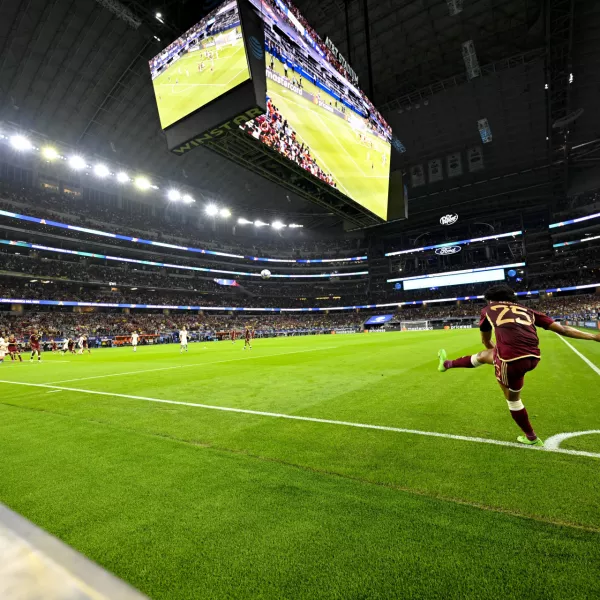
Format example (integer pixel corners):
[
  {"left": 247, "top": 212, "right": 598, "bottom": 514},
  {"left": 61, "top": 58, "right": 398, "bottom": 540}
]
[
  {"left": 243, "top": 328, "right": 252, "bottom": 350},
  {"left": 50, "top": 338, "right": 58, "bottom": 353},
  {"left": 67, "top": 337, "right": 76, "bottom": 354},
  {"left": 82, "top": 336, "right": 91, "bottom": 354},
  {"left": 77, "top": 335, "right": 85, "bottom": 355},
  {"left": 438, "top": 285, "right": 600, "bottom": 446},
  {"left": 231, "top": 329, "right": 237, "bottom": 344},
  {"left": 131, "top": 331, "right": 139, "bottom": 352},
  {"left": 179, "top": 327, "right": 188, "bottom": 353},
  {"left": 29, "top": 331, "right": 41, "bottom": 362},
  {"left": 8, "top": 333, "right": 22, "bottom": 362},
  {"left": 0, "top": 335, "right": 6, "bottom": 365},
  {"left": 61, "top": 338, "right": 69, "bottom": 355}
]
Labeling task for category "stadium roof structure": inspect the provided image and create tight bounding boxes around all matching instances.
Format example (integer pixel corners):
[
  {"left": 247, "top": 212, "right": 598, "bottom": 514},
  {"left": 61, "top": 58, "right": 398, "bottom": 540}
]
[{"left": 1, "top": 0, "right": 599, "bottom": 229}]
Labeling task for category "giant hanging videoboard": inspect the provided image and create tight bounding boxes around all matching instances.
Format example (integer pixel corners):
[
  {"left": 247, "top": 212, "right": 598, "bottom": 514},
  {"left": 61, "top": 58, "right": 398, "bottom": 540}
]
[
  {"left": 153, "top": 0, "right": 396, "bottom": 224},
  {"left": 149, "top": 1, "right": 251, "bottom": 129},
  {"left": 243, "top": 0, "right": 392, "bottom": 220}
]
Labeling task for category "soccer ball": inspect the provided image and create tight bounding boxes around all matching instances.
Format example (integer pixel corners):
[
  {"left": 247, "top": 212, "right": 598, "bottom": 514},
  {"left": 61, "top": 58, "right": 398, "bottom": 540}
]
[{"left": 261, "top": 269, "right": 271, "bottom": 280}]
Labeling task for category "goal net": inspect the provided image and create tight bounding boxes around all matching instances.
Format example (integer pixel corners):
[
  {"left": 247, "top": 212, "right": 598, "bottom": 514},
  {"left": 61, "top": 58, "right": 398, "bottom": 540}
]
[{"left": 400, "top": 320, "right": 431, "bottom": 331}]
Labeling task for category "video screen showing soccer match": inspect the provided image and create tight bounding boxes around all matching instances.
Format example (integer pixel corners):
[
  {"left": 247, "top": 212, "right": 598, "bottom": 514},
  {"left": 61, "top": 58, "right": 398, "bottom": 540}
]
[
  {"left": 149, "top": 0, "right": 250, "bottom": 130},
  {"left": 243, "top": 0, "right": 392, "bottom": 220}
]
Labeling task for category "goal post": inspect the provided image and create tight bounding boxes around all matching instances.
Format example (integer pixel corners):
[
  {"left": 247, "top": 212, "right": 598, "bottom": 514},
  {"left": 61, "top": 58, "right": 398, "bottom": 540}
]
[{"left": 400, "top": 320, "right": 431, "bottom": 331}]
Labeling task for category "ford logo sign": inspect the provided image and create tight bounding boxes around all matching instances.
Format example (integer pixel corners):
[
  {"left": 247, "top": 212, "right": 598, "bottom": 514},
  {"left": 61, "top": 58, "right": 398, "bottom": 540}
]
[
  {"left": 435, "top": 246, "right": 462, "bottom": 256},
  {"left": 440, "top": 213, "right": 458, "bottom": 225}
]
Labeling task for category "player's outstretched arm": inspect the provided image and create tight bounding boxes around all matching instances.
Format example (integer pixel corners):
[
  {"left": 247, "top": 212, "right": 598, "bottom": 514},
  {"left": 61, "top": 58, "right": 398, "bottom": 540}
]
[
  {"left": 481, "top": 330, "right": 495, "bottom": 350},
  {"left": 549, "top": 322, "right": 600, "bottom": 342}
]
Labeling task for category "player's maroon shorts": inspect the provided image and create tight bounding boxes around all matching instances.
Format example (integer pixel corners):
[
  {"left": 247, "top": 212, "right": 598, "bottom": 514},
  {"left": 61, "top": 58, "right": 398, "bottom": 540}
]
[
  {"left": 8, "top": 344, "right": 17, "bottom": 354},
  {"left": 30, "top": 343, "right": 40, "bottom": 351},
  {"left": 494, "top": 352, "right": 540, "bottom": 392}
]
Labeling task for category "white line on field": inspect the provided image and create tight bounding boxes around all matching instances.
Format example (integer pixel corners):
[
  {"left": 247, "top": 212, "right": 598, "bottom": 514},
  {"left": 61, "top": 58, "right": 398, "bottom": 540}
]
[
  {"left": 555, "top": 334, "right": 600, "bottom": 376},
  {"left": 545, "top": 430, "right": 600, "bottom": 450},
  {"left": 43, "top": 346, "right": 339, "bottom": 385},
  {"left": 1, "top": 380, "right": 599, "bottom": 460}
]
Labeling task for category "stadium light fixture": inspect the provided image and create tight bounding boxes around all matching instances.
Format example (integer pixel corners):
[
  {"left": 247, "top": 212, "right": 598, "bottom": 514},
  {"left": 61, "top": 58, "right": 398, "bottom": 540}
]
[
  {"left": 183, "top": 194, "right": 194, "bottom": 204},
  {"left": 205, "top": 204, "right": 219, "bottom": 216},
  {"left": 254, "top": 220, "right": 267, "bottom": 227},
  {"left": 237, "top": 218, "right": 252, "bottom": 225},
  {"left": 94, "top": 163, "right": 110, "bottom": 178},
  {"left": 42, "top": 146, "right": 59, "bottom": 161},
  {"left": 272, "top": 221, "right": 286, "bottom": 230},
  {"left": 116, "top": 171, "right": 129, "bottom": 183},
  {"left": 135, "top": 176, "right": 151, "bottom": 190},
  {"left": 10, "top": 135, "right": 32, "bottom": 151},
  {"left": 289, "top": 223, "right": 304, "bottom": 228},
  {"left": 219, "top": 208, "right": 231, "bottom": 218},
  {"left": 69, "top": 155, "right": 86, "bottom": 170},
  {"left": 168, "top": 189, "right": 181, "bottom": 202}
]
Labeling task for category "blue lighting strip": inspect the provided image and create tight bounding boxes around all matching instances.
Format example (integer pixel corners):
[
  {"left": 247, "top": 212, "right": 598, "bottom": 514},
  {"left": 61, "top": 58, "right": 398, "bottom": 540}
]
[
  {"left": 0, "top": 240, "right": 368, "bottom": 279},
  {"left": 549, "top": 212, "right": 600, "bottom": 229},
  {"left": 2, "top": 284, "right": 597, "bottom": 313},
  {"left": 553, "top": 234, "right": 600, "bottom": 248},
  {"left": 0, "top": 209, "right": 368, "bottom": 264},
  {"left": 384, "top": 231, "right": 522, "bottom": 257},
  {"left": 387, "top": 262, "right": 526, "bottom": 284}
]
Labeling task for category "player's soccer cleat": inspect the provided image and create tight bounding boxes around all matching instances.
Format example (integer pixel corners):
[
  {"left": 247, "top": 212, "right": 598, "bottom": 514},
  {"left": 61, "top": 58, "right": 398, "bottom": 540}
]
[
  {"left": 517, "top": 435, "right": 544, "bottom": 447},
  {"left": 437, "top": 349, "right": 448, "bottom": 372}
]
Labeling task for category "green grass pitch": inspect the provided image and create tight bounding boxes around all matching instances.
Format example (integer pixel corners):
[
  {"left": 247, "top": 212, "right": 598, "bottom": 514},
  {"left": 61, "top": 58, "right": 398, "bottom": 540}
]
[
  {"left": 153, "top": 28, "right": 249, "bottom": 129},
  {"left": 1, "top": 330, "right": 599, "bottom": 599},
  {"left": 267, "top": 54, "right": 391, "bottom": 220}
]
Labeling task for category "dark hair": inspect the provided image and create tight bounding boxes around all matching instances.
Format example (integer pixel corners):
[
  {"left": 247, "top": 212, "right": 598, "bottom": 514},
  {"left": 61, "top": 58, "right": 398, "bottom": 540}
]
[{"left": 484, "top": 284, "right": 516, "bottom": 302}]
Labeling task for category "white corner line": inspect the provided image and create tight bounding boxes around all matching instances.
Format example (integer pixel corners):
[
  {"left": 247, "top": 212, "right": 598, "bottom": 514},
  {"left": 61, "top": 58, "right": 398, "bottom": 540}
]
[{"left": 1, "top": 379, "right": 599, "bottom": 460}]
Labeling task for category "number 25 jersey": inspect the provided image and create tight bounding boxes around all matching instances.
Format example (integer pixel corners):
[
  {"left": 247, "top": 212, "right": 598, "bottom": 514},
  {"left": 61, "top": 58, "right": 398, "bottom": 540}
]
[{"left": 479, "top": 302, "right": 555, "bottom": 362}]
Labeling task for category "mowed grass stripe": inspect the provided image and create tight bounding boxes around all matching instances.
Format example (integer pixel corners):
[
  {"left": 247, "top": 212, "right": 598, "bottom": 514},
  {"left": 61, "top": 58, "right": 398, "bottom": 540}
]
[
  {"left": 1, "top": 405, "right": 599, "bottom": 600},
  {"left": 2, "top": 378, "right": 600, "bottom": 460}
]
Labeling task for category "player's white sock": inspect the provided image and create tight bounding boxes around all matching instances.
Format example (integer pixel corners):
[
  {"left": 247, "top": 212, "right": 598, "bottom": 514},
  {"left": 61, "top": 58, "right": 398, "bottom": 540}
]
[{"left": 471, "top": 354, "right": 484, "bottom": 367}]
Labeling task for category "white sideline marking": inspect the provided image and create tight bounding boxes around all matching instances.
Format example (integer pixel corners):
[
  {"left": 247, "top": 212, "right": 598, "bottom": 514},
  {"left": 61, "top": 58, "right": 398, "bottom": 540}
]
[
  {"left": 2, "top": 380, "right": 599, "bottom": 460},
  {"left": 545, "top": 430, "right": 600, "bottom": 450},
  {"left": 555, "top": 334, "right": 600, "bottom": 376},
  {"left": 44, "top": 346, "right": 339, "bottom": 385}
]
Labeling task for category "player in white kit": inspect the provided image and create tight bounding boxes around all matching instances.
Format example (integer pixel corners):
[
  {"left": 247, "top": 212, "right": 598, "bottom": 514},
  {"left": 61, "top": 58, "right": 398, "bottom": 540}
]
[
  {"left": 131, "top": 331, "right": 139, "bottom": 352},
  {"left": 179, "top": 327, "right": 188, "bottom": 353},
  {"left": 0, "top": 336, "right": 6, "bottom": 364},
  {"left": 77, "top": 335, "right": 84, "bottom": 354}
]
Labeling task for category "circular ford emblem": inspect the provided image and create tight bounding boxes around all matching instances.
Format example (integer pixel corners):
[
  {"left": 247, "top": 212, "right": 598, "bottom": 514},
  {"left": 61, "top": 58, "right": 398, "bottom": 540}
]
[
  {"left": 435, "top": 246, "right": 462, "bottom": 256},
  {"left": 440, "top": 213, "right": 458, "bottom": 225}
]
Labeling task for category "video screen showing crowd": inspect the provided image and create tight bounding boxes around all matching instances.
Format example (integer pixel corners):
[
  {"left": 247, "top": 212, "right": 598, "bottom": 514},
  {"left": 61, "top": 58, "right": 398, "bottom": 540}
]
[
  {"left": 242, "top": 0, "right": 392, "bottom": 220},
  {"left": 149, "top": 1, "right": 249, "bottom": 129}
]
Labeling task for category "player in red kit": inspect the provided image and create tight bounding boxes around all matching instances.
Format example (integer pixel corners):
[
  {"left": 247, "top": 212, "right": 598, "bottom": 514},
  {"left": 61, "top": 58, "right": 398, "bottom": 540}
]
[
  {"left": 243, "top": 327, "right": 252, "bottom": 350},
  {"left": 231, "top": 329, "right": 237, "bottom": 344},
  {"left": 50, "top": 338, "right": 58, "bottom": 353},
  {"left": 29, "top": 331, "right": 42, "bottom": 362},
  {"left": 438, "top": 285, "right": 600, "bottom": 446},
  {"left": 8, "top": 334, "right": 22, "bottom": 362}
]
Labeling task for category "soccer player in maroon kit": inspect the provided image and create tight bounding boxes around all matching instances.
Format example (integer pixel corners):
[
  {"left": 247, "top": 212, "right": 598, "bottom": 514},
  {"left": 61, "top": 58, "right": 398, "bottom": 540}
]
[
  {"left": 438, "top": 285, "right": 600, "bottom": 446},
  {"left": 8, "top": 334, "right": 22, "bottom": 362},
  {"left": 29, "top": 331, "right": 42, "bottom": 362},
  {"left": 231, "top": 329, "right": 237, "bottom": 344},
  {"left": 243, "top": 327, "right": 252, "bottom": 350}
]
